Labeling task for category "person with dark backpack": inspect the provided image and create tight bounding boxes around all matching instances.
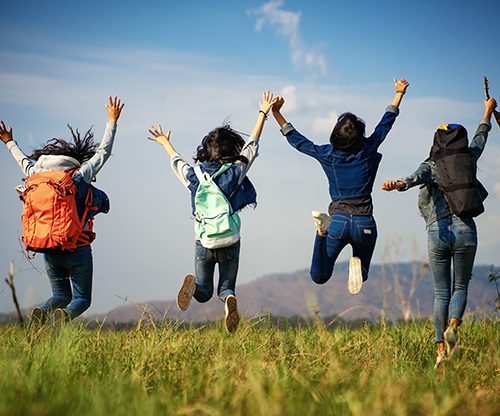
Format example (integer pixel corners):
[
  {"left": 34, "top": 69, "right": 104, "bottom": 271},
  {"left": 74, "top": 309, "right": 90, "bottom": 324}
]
[
  {"left": 147, "top": 91, "right": 275, "bottom": 333},
  {"left": 381, "top": 97, "right": 497, "bottom": 368},
  {"left": 0, "top": 96, "right": 124, "bottom": 326}
]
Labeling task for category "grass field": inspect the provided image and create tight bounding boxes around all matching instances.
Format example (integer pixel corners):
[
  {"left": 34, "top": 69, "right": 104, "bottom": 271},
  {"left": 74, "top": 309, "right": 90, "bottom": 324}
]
[{"left": 0, "top": 317, "right": 498, "bottom": 416}]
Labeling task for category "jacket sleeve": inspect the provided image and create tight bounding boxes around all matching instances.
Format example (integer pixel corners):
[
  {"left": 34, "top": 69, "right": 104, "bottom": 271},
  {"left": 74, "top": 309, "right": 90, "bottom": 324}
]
[
  {"left": 170, "top": 153, "right": 191, "bottom": 187},
  {"left": 280, "top": 122, "right": 328, "bottom": 160},
  {"left": 77, "top": 122, "right": 117, "bottom": 183},
  {"left": 6, "top": 140, "right": 35, "bottom": 176},
  {"left": 468, "top": 118, "right": 491, "bottom": 161},
  {"left": 399, "top": 161, "right": 435, "bottom": 191},
  {"left": 233, "top": 136, "right": 259, "bottom": 184},
  {"left": 365, "top": 105, "right": 399, "bottom": 150}
]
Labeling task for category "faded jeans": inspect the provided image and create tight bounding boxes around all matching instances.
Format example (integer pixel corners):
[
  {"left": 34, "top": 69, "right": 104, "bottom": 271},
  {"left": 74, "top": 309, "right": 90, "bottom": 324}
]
[
  {"left": 310, "top": 213, "right": 378, "bottom": 284},
  {"left": 427, "top": 215, "right": 477, "bottom": 342},
  {"left": 193, "top": 240, "right": 240, "bottom": 303},
  {"left": 42, "top": 245, "right": 93, "bottom": 319}
]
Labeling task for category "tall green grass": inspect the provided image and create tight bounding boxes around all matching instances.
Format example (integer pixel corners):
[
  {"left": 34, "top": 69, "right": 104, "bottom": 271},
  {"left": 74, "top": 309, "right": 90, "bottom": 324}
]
[{"left": 0, "top": 318, "right": 498, "bottom": 416}]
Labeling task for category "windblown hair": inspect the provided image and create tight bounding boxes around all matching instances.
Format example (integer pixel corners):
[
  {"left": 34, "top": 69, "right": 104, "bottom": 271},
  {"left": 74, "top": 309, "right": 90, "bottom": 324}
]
[
  {"left": 29, "top": 125, "right": 98, "bottom": 164},
  {"left": 194, "top": 124, "right": 248, "bottom": 164},
  {"left": 330, "top": 112, "right": 366, "bottom": 153}
]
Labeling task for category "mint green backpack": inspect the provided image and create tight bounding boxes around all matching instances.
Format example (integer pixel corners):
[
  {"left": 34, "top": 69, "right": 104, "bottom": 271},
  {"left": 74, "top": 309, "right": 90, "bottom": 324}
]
[{"left": 193, "top": 164, "right": 241, "bottom": 248}]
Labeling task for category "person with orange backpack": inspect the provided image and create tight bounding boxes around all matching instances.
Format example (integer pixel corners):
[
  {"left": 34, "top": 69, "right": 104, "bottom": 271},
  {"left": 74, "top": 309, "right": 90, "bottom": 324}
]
[{"left": 0, "top": 96, "right": 124, "bottom": 325}]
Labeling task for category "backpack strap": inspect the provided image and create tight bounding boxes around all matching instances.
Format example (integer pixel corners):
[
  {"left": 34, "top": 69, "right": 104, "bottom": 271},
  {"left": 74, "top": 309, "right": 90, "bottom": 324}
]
[{"left": 194, "top": 163, "right": 233, "bottom": 182}]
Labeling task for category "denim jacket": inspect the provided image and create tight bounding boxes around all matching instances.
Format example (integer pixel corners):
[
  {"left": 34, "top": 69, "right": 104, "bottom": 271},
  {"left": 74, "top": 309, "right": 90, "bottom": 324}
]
[
  {"left": 281, "top": 105, "right": 399, "bottom": 202},
  {"left": 399, "top": 119, "right": 491, "bottom": 227}
]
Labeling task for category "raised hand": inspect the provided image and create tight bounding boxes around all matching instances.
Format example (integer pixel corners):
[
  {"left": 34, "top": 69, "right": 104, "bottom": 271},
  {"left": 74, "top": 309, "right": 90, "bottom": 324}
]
[
  {"left": 259, "top": 90, "right": 276, "bottom": 115},
  {"left": 0, "top": 120, "right": 13, "bottom": 144},
  {"left": 484, "top": 97, "right": 497, "bottom": 114},
  {"left": 106, "top": 96, "right": 125, "bottom": 123},
  {"left": 380, "top": 180, "right": 405, "bottom": 191},
  {"left": 272, "top": 96, "right": 285, "bottom": 113},
  {"left": 394, "top": 79, "right": 410, "bottom": 94},
  {"left": 148, "top": 124, "right": 172, "bottom": 147}
]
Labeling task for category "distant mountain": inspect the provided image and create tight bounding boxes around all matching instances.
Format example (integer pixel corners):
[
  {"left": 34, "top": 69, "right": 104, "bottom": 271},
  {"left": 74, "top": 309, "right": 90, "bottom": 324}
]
[{"left": 90, "top": 262, "right": 497, "bottom": 323}]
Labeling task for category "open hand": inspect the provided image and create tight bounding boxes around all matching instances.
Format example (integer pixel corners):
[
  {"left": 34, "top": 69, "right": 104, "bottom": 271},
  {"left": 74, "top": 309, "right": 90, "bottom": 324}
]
[
  {"left": 106, "top": 96, "right": 125, "bottom": 123},
  {"left": 259, "top": 90, "right": 276, "bottom": 115},
  {"left": 147, "top": 124, "right": 171, "bottom": 146},
  {"left": 272, "top": 96, "right": 285, "bottom": 113},
  {"left": 0, "top": 120, "right": 13, "bottom": 144},
  {"left": 394, "top": 79, "right": 410, "bottom": 94},
  {"left": 380, "top": 180, "right": 405, "bottom": 191}
]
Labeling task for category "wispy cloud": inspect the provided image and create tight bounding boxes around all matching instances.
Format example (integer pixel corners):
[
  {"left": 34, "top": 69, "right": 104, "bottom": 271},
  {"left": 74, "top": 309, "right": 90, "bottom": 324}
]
[{"left": 250, "top": 0, "right": 327, "bottom": 76}]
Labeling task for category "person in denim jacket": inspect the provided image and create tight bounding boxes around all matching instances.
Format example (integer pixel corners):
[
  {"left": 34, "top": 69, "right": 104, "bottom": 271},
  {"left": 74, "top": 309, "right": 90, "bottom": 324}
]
[
  {"left": 271, "top": 79, "right": 409, "bottom": 295},
  {"left": 147, "top": 91, "right": 275, "bottom": 333},
  {"left": 381, "top": 97, "right": 497, "bottom": 367}
]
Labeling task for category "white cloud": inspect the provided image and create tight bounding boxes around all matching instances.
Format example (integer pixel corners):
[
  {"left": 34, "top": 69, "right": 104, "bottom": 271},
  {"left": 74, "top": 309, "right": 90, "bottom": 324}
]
[
  {"left": 280, "top": 84, "right": 298, "bottom": 112},
  {"left": 1, "top": 43, "right": 499, "bottom": 315},
  {"left": 250, "top": 0, "right": 327, "bottom": 76}
]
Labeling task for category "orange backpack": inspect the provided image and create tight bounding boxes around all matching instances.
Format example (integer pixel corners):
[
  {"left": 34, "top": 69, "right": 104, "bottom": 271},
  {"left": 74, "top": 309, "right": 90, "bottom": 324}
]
[{"left": 21, "top": 170, "right": 93, "bottom": 252}]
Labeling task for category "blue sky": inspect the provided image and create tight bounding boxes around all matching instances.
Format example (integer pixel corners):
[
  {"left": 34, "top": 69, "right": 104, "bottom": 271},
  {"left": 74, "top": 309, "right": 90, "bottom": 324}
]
[{"left": 1, "top": 0, "right": 499, "bottom": 315}]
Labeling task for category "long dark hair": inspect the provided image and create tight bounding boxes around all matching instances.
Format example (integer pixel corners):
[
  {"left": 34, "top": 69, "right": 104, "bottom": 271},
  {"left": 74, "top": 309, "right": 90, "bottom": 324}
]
[
  {"left": 29, "top": 125, "right": 98, "bottom": 164},
  {"left": 194, "top": 124, "right": 248, "bottom": 164},
  {"left": 330, "top": 112, "right": 366, "bottom": 153}
]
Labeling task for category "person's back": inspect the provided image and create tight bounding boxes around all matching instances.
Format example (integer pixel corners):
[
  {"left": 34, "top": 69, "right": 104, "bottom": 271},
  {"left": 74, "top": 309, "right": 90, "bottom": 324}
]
[{"left": 271, "top": 79, "right": 410, "bottom": 294}]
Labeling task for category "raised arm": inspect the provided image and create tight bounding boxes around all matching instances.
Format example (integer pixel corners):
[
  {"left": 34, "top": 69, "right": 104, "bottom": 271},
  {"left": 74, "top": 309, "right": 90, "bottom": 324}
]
[
  {"left": 368, "top": 78, "right": 410, "bottom": 150},
  {"left": 148, "top": 124, "right": 190, "bottom": 187},
  {"left": 78, "top": 96, "right": 124, "bottom": 183},
  {"left": 469, "top": 97, "right": 496, "bottom": 160},
  {"left": 380, "top": 162, "right": 434, "bottom": 192},
  {"left": 1, "top": 121, "right": 35, "bottom": 176},
  {"left": 250, "top": 90, "right": 275, "bottom": 140},
  {"left": 391, "top": 79, "right": 410, "bottom": 108}
]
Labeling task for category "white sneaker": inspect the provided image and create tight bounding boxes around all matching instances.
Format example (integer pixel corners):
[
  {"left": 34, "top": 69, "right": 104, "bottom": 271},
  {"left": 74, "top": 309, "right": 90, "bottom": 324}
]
[
  {"left": 176, "top": 274, "right": 196, "bottom": 311},
  {"left": 444, "top": 326, "right": 458, "bottom": 356},
  {"left": 434, "top": 350, "right": 448, "bottom": 369},
  {"left": 348, "top": 257, "right": 363, "bottom": 295},
  {"left": 224, "top": 295, "right": 240, "bottom": 333},
  {"left": 312, "top": 211, "right": 332, "bottom": 233}
]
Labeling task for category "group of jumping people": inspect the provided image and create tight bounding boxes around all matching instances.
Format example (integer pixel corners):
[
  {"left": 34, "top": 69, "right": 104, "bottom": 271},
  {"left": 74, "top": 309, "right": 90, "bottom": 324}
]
[{"left": 1, "top": 79, "right": 498, "bottom": 367}]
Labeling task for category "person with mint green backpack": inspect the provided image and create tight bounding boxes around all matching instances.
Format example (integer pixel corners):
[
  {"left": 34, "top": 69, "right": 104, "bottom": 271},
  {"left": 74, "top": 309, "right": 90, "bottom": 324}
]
[{"left": 147, "top": 91, "right": 275, "bottom": 332}]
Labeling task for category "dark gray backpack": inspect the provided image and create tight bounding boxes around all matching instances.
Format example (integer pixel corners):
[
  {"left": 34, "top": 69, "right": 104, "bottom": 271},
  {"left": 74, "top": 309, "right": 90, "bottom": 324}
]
[{"left": 430, "top": 125, "right": 488, "bottom": 218}]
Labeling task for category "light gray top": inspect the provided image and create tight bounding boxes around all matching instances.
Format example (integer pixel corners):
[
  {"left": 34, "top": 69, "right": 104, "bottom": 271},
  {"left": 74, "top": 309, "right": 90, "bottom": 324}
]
[{"left": 6, "top": 122, "right": 117, "bottom": 183}]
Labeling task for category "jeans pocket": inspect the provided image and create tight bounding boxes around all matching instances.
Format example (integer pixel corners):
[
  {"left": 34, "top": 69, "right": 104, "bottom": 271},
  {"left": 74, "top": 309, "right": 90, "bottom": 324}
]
[
  {"left": 327, "top": 220, "right": 347, "bottom": 240},
  {"left": 224, "top": 242, "right": 241, "bottom": 261},
  {"left": 355, "top": 223, "right": 377, "bottom": 245}
]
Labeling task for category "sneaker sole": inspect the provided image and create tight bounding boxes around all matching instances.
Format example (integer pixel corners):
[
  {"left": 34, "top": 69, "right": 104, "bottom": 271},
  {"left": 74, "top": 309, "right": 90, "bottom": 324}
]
[
  {"left": 224, "top": 296, "right": 240, "bottom": 333},
  {"left": 444, "top": 327, "right": 458, "bottom": 356},
  {"left": 52, "top": 308, "right": 68, "bottom": 330},
  {"left": 27, "top": 307, "right": 44, "bottom": 331},
  {"left": 177, "top": 274, "right": 196, "bottom": 311},
  {"left": 348, "top": 257, "right": 363, "bottom": 295}
]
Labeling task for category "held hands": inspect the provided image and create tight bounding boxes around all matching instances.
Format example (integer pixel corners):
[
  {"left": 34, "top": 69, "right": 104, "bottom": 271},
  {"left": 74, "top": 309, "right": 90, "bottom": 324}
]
[
  {"left": 106, "top": 96, "right": 125, "bottom": 123},
  {"left": 394, "top": 79, "right": 410, "bottom": 94},
  {"left": 380, "top": 180, "right": 406, "bottom": 191},
  {"left": 259, "top": 90, "right": 276, "bottom": 115},
  {"left": 272, "top": 96, "right": 285, "bottom": 113},
  {"left": 147, "top": 124, "right": 171, "bottom": 146},
  {"left": 0, "top": 120, "right": 13, "bottom": 144}
]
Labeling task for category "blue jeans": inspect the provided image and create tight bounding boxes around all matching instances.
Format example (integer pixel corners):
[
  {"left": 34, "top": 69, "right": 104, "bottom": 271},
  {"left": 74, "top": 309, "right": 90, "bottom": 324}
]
[
  {"left": 42, "top": 245, "right": 93, "bottom": 319},
  {"left": 193, "top": 240, "right": 240, "bottom": 303},
  {"left": 428, "top": 215, "right": 477, "bottom": 342},
  {"left": 310, "top": 213, "right": 378, "bottom": 284}
]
